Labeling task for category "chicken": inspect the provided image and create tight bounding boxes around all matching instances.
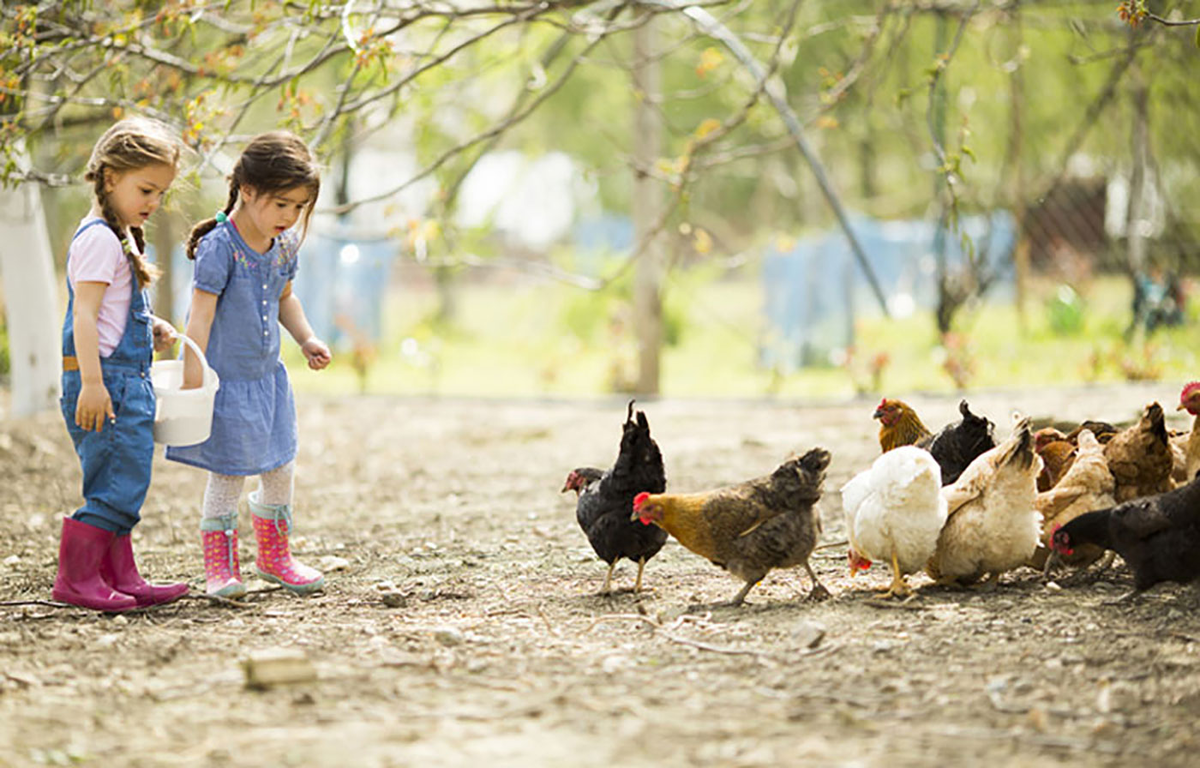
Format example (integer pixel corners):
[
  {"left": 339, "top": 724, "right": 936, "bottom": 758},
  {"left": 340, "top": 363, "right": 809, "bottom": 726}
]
[
  {"left": 1029, "top": 430, "right": 1116, "bottom": 571},
  {"left": 1103, "top": 402, "right": 1173, "bottom": 502},
  {"left": 841, "top": 446, "right": 948, "bottom": 598},
  {"left": 925, "top": 416, "right": 1042, "bottom": 587},
  {"left": 874, "top": 398, "right": 932, "bottom": 453},
  {"left": 1034, "top": 428, "right": 1076, "bottom": 492},
  {"left": 1174, "top": 381, "right": 1200, "bottom": 485},
  {"left": 1049, "top": 475, "right": 1200, "bottom": 595},
  {"left": 562, "top": 401, "right": 667, "bottom": 593},
  {"left": 630, "top": 448, "right": 831, "bottom": 606},
  {"left": 1065, "top": 420, "right": 1118, "bottom": 444},
  {"left": 916, "top": 400, "right": 996, "bottom": 485}
]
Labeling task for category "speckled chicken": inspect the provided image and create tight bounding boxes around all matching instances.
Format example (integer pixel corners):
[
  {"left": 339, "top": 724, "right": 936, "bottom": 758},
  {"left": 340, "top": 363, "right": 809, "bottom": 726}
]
[
  {"left": 1103, "top": 402, "right": 1173, "bottom": 502},
  {"left": 631, "top": 448, "right": 831, "bottom": 606}
]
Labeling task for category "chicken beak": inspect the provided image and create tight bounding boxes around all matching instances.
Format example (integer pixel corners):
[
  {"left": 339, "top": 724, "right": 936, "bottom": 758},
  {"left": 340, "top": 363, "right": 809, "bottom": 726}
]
[{"left": 1178, "top": 403, "right": 1187, "bottom": 411}]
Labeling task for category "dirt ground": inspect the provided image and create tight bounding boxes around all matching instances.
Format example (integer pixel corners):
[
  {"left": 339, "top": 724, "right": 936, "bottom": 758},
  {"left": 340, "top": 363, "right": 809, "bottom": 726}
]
[{"left": 2, "top": 383, "right": 1199, "bottom": 768}]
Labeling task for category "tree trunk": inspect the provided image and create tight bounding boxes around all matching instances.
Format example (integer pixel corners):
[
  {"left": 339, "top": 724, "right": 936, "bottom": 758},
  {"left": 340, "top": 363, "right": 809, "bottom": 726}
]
[
  {"left": 152, "top": 210, "right": 176, "bottom": 343},
  {"left": 0, "top": 180, "right": 61, "bottom": 416},
  {"left": 632, "top": 14, "right": 664, "bottom": 396},
  {"left": 1006, "top": 2, "right": 1030, "bottom": 333},
  {"left": 1126, "top": 63, "right": 1149, "bottom": 276}
]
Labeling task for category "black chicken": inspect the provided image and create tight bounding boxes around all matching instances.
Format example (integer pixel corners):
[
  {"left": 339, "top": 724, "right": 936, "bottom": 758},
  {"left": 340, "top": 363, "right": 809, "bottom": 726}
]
[
  {"left": 916, "top": 400, "right": 996, "bottom": 485},
  {"left": 1049, "top": 475, "right": 1200, "bottom": 596},
  {"left": 562, "top": 401, "right": 667, "bottom": 593}
]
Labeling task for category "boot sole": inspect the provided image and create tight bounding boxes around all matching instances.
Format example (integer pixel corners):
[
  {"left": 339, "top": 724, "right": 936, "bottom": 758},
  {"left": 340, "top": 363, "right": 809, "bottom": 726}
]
[
  {"left": 52, "top": 587, "right": 137, "bottom": 613},
  {"left": 256, "top": 569, "right": 325, "bottom": 595}
]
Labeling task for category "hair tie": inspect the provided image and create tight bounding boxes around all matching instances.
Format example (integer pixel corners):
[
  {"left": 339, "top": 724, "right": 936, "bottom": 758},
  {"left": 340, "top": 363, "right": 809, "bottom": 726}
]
[{"left": 215, "top": 212, "right": 228, "bottom": 223}]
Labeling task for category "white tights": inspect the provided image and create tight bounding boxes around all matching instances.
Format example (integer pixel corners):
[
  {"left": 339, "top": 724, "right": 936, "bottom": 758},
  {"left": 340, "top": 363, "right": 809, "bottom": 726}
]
[{"left": 201, "top": 462, "right": 295, "bottom": 519}]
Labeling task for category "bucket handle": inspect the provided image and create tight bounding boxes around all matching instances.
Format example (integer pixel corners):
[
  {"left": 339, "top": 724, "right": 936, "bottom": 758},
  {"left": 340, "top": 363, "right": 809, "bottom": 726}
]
[{"left": 175, "top": 331, "right": 214, "bottom": 388}]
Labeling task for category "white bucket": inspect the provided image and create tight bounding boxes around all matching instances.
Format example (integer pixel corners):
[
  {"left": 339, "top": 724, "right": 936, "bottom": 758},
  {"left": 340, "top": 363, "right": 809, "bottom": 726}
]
[{"left": 152, "top": 334, "right": 220, "bottom": 446}]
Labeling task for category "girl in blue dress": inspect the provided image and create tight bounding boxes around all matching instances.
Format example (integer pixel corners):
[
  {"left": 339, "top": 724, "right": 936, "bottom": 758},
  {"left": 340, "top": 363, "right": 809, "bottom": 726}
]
[{"left": 168, "top": 131, "right": 331, "bottom": 598}]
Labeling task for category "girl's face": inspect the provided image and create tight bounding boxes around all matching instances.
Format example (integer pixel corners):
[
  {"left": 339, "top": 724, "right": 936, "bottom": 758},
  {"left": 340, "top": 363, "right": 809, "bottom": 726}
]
[
  {"left": 105, "top": 163, "right": 176, "bottom": 228},
  {"left": 240, "top": 184, "right": 313, "bottom": 240}
]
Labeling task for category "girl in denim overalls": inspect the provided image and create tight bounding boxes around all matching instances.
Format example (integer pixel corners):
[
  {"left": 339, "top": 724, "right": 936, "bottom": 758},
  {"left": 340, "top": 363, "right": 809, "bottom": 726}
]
[
  {"left": 55, "top": 118, "right": 187, "bottom": 612},
  {"left": 168, "top": 131, "right": 332, "bottom": 599}
]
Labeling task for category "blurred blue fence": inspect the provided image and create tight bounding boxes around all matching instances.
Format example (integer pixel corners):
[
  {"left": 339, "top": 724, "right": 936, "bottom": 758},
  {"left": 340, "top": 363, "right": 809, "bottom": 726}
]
[
  {"left": 159, "top": 229, "right": 395, "bottom": 350},
  {"left": 762, "top": 211, "right": 1017, "bottom": 370}
]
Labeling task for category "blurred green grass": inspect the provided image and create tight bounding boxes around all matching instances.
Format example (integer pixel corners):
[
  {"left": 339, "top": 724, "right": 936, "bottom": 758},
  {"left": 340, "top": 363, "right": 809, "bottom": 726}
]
[{"left": 283, "top": 273, "right": 1199, "bottom": 399}]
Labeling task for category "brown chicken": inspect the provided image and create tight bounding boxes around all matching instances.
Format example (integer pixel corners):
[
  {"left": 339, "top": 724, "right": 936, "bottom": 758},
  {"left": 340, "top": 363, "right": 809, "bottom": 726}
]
[
  {"left": 874, "top": 398, "right": 932, "bottom": 453},
  {"left": 630, "top": 448, "right": 831, "bottom": 606},
  {"left": 1034, "top": 428, "right": 1076, "bottom": 492},
  {"left": 1103, "top": 402, "right": 1173, "bottom": 502},
  {"left": 1175, "top": 381, "right": 1200, "bottom": 485},
  {"left": 1030, "top": 430, "right": 1116, "bottom": 571}
]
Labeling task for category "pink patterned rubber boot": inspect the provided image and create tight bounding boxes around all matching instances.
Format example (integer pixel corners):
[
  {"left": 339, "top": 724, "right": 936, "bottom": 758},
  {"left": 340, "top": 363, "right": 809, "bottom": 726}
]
[
  {"left": 201, "top": 513, "right": 246, "bottom": 599},
  {"left": 249, "top": 492, "right": 324, "bottom": 595},
  {"left": 100, "top": 533, "right": 189, "bottom": 607}
]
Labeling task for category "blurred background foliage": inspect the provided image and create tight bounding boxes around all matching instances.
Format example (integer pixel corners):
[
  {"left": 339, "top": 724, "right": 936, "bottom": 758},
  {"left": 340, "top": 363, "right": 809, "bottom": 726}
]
[{"left": 1, "top": 1, "right": 1197, "bottom": 398}]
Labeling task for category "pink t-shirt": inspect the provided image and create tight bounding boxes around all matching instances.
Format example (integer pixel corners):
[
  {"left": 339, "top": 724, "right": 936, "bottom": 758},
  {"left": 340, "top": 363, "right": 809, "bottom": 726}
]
[{"left": 66, "top": 218, "right": 132, "bottom": 357}]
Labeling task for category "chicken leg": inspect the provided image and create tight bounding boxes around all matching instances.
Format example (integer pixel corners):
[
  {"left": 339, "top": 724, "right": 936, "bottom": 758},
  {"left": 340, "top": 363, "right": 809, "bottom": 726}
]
[
  {"left": 634, "top": 557, "right": 647, "bottom": 592},
  {"left": 881, "top": 549, "right": 912, "bottom": 599},
  {"left": 601, "top": 559, "right": 618, "bottom": 594},
  {"left": 727, "top": 579, "right": 758, "bottom": 607},
  {"left": 804, "top": 561, "right": 831, "bottom": 601}
]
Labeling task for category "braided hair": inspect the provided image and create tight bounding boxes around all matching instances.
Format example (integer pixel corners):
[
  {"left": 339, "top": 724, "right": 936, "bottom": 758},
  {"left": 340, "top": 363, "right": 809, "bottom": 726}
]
[
  {"left": 186, "top": 131, "right": 321, "bottom": 260},
  {"left": 85, "top": 118, "right": 181, "bottom": 287}
]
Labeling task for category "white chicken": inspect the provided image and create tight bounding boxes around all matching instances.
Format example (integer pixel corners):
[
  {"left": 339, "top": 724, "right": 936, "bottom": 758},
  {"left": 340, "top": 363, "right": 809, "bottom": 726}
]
[
  {"left": 926, "top": 415, "right": 1043, "bottom": 588},
  {"left": 841, "top": 446, "right": 948, "bottom": 598}
]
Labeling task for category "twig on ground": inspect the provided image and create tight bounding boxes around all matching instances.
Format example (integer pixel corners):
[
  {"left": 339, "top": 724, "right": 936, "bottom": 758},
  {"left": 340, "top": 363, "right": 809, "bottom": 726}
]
[
  {"left": 535, "top": 602, "right": 561, "bottom": 637},
  {"left": 0, "top": 600, "right": 70, "bottom": 608}
]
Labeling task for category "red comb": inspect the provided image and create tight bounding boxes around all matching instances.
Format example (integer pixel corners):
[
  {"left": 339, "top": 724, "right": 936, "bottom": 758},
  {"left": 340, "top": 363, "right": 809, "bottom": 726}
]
[
  {"left": 1183, "top": 381, "right": 1200, "bottom": 400},
  {"left": 633, "top": 492, "right": 650, "bottom": 509},
  {"left": 877, "top": 397, "right": 888, "bottom": 409}
]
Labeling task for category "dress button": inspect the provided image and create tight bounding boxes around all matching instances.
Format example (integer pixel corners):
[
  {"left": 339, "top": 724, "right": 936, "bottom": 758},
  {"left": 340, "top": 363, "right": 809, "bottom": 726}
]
[
  {"left": 262, "top": 284, "right": 267, "bottom": 290},
  {"left": 263, "top": 331, "right": 269, "bottom": 336}
]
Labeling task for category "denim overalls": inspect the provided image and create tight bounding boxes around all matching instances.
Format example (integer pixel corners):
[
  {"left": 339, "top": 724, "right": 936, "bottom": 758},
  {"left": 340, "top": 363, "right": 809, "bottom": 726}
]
[{"left": 60, "top": 219, "right": 156, "bottom": 535}]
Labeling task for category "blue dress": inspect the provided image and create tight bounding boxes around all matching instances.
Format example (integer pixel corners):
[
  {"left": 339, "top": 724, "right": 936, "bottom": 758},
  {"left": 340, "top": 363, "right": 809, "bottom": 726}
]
[{"left": 165, "top": 220, "right": 300, "bottom": 475}]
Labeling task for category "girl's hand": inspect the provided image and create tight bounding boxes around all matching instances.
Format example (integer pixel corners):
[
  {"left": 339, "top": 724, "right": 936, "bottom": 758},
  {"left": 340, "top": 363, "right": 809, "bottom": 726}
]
[
  {"left": 76, "top": 381, "right": 115, "bottom": 433},
  {"left": 152, "top": 318, "right": 178, "bottom": 352},
  {"left": 301, "top": 337, "right": 332, "bottom": 370}
]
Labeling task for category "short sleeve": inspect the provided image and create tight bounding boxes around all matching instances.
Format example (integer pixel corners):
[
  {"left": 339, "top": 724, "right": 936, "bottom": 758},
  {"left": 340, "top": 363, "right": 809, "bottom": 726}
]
[
  {"left": 67, "top": 224, "right": 124, "bottom": 286},
  {"left": 192, "top": 232, "right": 233, "bottom": 295},
  {"left": 278, "top": 229, "right": 301, "bottom": 282}
]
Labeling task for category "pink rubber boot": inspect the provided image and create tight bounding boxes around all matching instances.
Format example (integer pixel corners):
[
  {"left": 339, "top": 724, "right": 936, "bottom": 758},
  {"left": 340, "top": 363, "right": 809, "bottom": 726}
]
[
  {"left": 249, "top": 492, "right": 324, "bottom": 595},
  {"left": 201, "top": 513, "right": 246, "bottom": 599},
  {"left": 52, "top": 517, "right": 138, "bottom": 612},
  {"left": 100, "top": 533, "right": 189, "bottom": 607}
]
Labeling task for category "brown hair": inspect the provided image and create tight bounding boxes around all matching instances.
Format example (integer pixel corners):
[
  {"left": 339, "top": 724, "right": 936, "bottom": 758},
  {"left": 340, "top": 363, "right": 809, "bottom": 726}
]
[
  {"left": 187, "top": 131, "right": 321, "bottom": 259},
  {"left": 85, "top": 117, "right": 181, "bottom": 287}
]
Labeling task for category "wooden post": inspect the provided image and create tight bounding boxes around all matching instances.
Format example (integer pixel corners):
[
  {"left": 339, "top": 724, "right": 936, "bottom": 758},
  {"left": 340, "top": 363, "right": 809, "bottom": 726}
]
[
  {"left": 0, "top": 180, "right": 61, "bottom": 416},
  {"left": 632, "top": 13, "right": 664, "bottom": 396}
]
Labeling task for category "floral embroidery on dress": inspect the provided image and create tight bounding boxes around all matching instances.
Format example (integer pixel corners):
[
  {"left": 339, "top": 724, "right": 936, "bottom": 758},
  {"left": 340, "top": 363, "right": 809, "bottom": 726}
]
[{"left": 275, "top": 229, "right": 300, "bottom": 271}]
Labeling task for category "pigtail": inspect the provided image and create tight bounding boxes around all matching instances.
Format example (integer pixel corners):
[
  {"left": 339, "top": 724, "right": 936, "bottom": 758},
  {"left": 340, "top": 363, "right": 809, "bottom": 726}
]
[
  {"left": 90, "top": 168, "right": 160, "bottom": 288},
  {"left": 186, "top": 181, "right": 239, "bottom": 260}
]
